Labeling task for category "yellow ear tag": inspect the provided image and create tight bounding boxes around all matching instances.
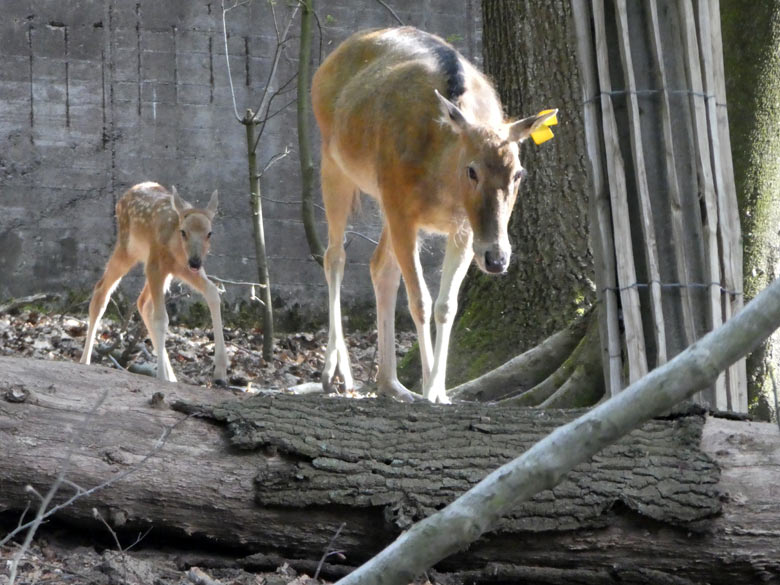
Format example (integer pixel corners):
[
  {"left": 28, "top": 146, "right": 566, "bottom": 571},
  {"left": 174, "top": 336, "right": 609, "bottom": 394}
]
[{"left": 531, "top": 109, "right": 558, "bottom": 145}]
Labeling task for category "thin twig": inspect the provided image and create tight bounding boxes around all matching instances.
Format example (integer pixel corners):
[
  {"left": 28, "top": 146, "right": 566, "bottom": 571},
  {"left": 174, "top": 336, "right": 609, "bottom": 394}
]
[
  {"left": 374, "top": 0, "right": 404, "bottom": 25},
  {"left": 1, "top": 415, "right": 189, "bottom": 549},
  {"left": 0, "top": 293, "right": 61, "bottom": 315},
  {"left": 258, "top": 146, "right": 292, "bottom": 177},
  {"left": 251, "top": 3, "right": 300, "bottom": 128},
  {"left": 221, "top": 0, "right": 251, "bottom": 122},
  {"left": 770, "top": 366, "right": 780, "bottom": 432},
  {"left": 7, "top": 390, "right": 109, "bottom": 585},
  {"left": 314, "top": 522, "right": 347, "bottom": 580},
  {"left": 124, "top": 526, "right": 154, "bottom": 552},
  {"left": 345, "top": 231, "right": 379, "bottom": 246},
  {"left": 209, "top": 275, "right": 267, "bottom": 288},
  {"left": 255, "top": 96, "right": 298, "bottom": 145},
  {"left": 93, "top": 508, "right": 123, "bottom": 552}
]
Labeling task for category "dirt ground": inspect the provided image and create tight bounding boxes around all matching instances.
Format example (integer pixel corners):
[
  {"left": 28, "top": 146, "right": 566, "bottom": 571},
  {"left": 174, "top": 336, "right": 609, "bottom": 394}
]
[
  {"left": 0, "top": 307, "right": 417, "bottom": 585},
  {"left": 0, "top": 528, "right": 325, "bottom": 585}
]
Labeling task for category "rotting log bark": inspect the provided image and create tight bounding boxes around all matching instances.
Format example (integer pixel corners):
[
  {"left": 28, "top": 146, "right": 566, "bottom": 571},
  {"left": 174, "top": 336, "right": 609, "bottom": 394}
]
[{"left": 1, "top": 357, "right": 778, "bottom": 583}]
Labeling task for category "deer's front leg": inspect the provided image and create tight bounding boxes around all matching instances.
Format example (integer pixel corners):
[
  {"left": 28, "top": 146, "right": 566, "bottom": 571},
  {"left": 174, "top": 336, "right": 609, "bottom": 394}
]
[
  {"left": 202, "top": 278, "right": 228, "bottom": 385},
  {"left": 387, "top": 215, "right": 434, "bottom": 394},
  {"left": 426, "top": 232, "right": 473, "bottom": 404},
  {"left": 178, "top": 268, "right": 229, "bottom": 385}
]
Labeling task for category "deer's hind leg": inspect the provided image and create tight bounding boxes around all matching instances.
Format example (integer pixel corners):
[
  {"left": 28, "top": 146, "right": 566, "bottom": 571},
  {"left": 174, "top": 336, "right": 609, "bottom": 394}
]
[
  {"left": 371, "top": 226, "right": 416, "bottom": 401},
  {"left": 81, "top": 247, "right": 134, "bottom": 365},
  {"left": 321, "top": 154, "right": 356, "bottom": 393}
]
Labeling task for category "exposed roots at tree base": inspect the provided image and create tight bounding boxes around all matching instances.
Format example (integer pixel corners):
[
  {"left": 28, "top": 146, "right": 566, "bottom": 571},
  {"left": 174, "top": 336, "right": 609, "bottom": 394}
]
[{"left": 450, "top": 309, "right": 604, "bottom": 408}]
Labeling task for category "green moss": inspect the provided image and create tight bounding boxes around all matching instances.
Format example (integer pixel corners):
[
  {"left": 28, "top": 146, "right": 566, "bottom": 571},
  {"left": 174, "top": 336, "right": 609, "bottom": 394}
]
[
  {"left": 175, "top": 301, "right": 211, "bottom": 328},
  {"left": 722, "top": 1, "right": 780, "bottom": 413}
]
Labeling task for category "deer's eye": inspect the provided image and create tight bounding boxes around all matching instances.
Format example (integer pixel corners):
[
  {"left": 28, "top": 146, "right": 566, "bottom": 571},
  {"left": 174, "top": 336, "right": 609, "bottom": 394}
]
[
  {"left": 180, "top": 230, "right": 187, "bottom": 240},
  {"left": 467, "top": 166, "right": 478, "bottom": 182},
  {"left": 207, "top": 231, "right": 212, "bottom": 239}
]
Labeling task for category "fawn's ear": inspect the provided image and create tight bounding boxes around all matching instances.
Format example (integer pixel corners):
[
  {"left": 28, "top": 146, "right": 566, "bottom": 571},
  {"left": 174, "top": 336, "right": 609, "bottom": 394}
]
[
  {"left": 170, "top": 185, "right": 191, "bottom": 216},
  {"left": 205, "top": 189, "right": 219, "bottom": 220}
]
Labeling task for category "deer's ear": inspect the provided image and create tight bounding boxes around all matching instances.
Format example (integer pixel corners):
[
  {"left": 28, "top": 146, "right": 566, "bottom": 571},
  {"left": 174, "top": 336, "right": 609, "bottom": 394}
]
[
  {"left": 206, "top": 190, "right": 219, "bottom": 219},
  {"left": 170, "top": 185, "right": 190, "bottom": 216},
  {"left": 508, "top": 109, "right": 558, "bottom": 143},
  {"left": 435, "top": 89, "right": 470, "bottom": 134}
]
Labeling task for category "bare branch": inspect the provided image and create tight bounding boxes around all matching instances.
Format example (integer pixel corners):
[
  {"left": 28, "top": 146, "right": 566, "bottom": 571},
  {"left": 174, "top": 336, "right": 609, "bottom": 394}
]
[
  {"left": 0, "top": 293, "right": 61, "bottom": 315},
  {"left": 315, "top": 522, "right": 346, "bottom": 580},
  {"left": 209, "top": 275, "right": 267, "bottom": 289},
  {"left": 7, "top": 390, "right": 109, "bottom": 585},
  {"left": 93, "top": 508, "right": 124, "bottom": 552},
  {"left": 251, "top": 2, "right": 300, "bottom": 124},
  {"left": 1, "top": 415, "right": 188, "bottom": 550},
  {"left": 221, "top": 0, "right": 250, "bottom": 123},
  {"left": 770, "top": 366, "right": 780, "bottom": 432},
  {"left": 345, "top": 230, "right": 379, "bottom": 246},
  {"left": 258, "top": 146, "right": 291, "bottom": 177},
  {"left": 375, "top": 0, "right": 404, "bottom": 25},
  {"left": 335, "top": 274, "right": 780, "bottom": 585}
]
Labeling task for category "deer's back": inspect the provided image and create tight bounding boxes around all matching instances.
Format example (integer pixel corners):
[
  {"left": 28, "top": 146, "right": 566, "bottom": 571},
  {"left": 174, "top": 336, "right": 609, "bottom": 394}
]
[
  {"left": 115, "top": 182, "right": 179, "bottom": 258},
  {"left": 312, "top": 27, "right": 505, "bottom": 199}
]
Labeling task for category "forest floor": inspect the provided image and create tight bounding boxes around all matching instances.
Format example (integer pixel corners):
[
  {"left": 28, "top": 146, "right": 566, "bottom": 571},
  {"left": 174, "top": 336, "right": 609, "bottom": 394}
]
[{"left": 0, "top": 307, "right": 417, "bottom": 585}]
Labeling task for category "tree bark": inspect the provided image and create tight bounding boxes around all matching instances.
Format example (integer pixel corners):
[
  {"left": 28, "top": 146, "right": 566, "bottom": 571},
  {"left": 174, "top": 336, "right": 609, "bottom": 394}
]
[
  {"left": 721, "top": 0, "right": 780, "bottom": 419},
  {"left": 1, "top": 357, "right": 779, "bottom": 583},
  {"left": 297, "top": 0, "right": 325, "bottom": 266},
  {"left": 244, "top": 113, "right": 275, "bottom": 361}
]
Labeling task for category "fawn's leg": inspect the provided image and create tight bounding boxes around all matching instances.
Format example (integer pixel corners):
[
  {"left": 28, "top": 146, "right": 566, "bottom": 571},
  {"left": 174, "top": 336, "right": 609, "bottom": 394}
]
[
  {"left": 81, "top": 248, "right": 133, "bottom": 365},
  {"left": 176, "top": 267, "right": 228, "bottom": 384},
  {"left": 144, "top": 264, "right": 176, "bottom": 382}
]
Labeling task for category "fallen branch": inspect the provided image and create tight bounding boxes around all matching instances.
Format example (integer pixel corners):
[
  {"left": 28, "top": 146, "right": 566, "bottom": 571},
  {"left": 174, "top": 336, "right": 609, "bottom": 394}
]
[
  {"left": 0, "top": 293, "right": 61, "bottom": 315},
  {"left": 337, "top": 275, "right": 780, "bottom": 584}
]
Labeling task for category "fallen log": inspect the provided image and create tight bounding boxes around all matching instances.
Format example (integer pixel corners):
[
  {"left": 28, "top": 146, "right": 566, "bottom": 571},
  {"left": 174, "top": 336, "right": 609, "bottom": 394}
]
[{"left": 0, "top": 356, "right": 778, "bottom": 583}]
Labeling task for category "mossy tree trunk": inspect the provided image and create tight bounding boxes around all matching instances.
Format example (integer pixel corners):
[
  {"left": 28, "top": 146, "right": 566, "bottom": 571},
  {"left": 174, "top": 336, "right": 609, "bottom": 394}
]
[
  {"left": 721, "top": 0, "right": 780, "bottom": 419},
  {"left": 446, "top": 0, "right": 598, "bottom": 392}
]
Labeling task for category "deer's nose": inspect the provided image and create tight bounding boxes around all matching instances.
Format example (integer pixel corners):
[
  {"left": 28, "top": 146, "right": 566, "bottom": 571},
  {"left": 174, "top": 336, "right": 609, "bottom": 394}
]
[
  {"left": 484, "top": 250, "right": 508, "bottom": 274},
  {"left": 188, "top": 258, "right": 202, "bottom": 272}
]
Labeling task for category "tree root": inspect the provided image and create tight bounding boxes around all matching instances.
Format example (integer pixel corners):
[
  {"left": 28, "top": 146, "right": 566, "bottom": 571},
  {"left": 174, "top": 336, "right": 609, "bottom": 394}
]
[
  {"left": 449, "top": 311, "right": 590, "bottom": 402},
  {"left": 452, "top": 309, "right": 605, "bottom": 408}
]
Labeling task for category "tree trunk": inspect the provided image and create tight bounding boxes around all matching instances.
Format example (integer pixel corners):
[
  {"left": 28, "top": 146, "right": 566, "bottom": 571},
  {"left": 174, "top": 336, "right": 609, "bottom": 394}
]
[
  {"left": 721, "top": 0, "right": 780, "bottom": 420},
  {"left": 297, "top": 0, "right": 325, "bottom": 266},
  {"left": 445, "top": 0, "right": 595, "bottom": 388},
  {"left": 244, "top": 113, "right": 275, "bottom": 361},
  {"left": 2, "top": 357, "right": 779, "bottom": 583}
]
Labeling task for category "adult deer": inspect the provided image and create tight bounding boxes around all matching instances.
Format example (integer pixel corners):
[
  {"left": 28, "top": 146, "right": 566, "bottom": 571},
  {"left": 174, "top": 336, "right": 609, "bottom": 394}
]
[
  {"left": 80, "top": 182, "right": 228, "bottom": 385},
  {"left": 312, "top": 27, "right": 556, "bottom": 403}
]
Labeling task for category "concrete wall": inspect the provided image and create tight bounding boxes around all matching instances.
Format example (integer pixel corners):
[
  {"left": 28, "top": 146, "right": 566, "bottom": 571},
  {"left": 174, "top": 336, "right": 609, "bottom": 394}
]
[{"left": 0, "top": 0, "right": 481, "bottom": 321}]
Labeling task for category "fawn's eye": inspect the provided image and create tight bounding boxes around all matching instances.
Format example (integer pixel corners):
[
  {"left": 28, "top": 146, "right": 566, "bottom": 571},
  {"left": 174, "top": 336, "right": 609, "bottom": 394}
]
[
  {"left": 207, "top": 231, "right": 212, "bottom": 239},
  {"left": 180, "top": 230, "right": 187, "bottom": 240},
  {"left": 467, "top": 166, "right": 478, "bottom": 182}
]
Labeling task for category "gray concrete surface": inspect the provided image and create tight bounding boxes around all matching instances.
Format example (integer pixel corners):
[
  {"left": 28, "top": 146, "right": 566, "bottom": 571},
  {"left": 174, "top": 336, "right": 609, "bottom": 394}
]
[{"left": 0, "top": 0, "right": 481, "bottom": 323}]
